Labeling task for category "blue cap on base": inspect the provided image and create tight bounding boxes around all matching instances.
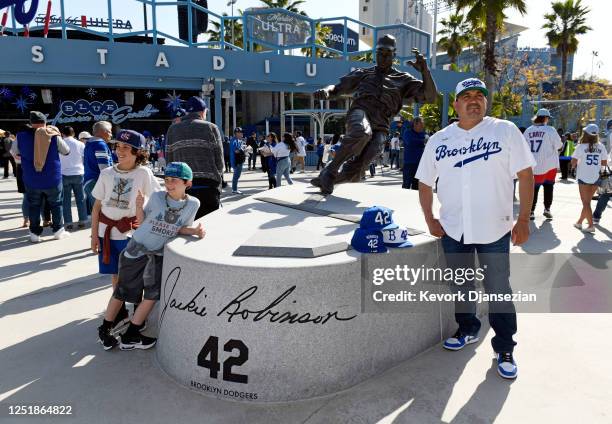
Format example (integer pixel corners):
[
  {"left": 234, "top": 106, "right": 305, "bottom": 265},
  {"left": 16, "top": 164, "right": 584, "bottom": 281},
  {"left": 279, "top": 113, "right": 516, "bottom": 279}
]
[
  {"left": 351, "top": 228, "right": 387, "bottom": 253},
  {"left": 360, "top": 206, "right": 399, "bottom": 231}
]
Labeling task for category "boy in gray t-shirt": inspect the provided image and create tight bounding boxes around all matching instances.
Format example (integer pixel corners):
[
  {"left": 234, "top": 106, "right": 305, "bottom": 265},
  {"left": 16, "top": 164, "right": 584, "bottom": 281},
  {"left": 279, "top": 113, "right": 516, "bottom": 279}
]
[{"left": 97, "top": 162, "right": 205, "bottom": 351}]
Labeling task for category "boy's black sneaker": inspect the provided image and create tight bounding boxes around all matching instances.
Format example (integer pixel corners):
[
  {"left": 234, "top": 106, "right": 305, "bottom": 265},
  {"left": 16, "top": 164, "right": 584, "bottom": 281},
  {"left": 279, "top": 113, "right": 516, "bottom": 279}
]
[
  {"left": 98, "top": 325, "right": 118, "bottom": 350},
  {"left": 120, "top": 333, "right": 157, "bottom": 350},
  {"left": 112, "top": 305, "right": 129, "bottom": 332}
]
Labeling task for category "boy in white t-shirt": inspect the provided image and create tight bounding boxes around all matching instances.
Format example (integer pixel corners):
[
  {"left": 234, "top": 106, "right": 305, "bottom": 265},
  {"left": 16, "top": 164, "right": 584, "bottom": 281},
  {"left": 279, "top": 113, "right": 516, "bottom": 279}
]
[
  {"left": 91, "top": 130, "right": 161, "bottom": 330},
  {"left": 571, "top": 124, "right": 608, "bottom": 232}
]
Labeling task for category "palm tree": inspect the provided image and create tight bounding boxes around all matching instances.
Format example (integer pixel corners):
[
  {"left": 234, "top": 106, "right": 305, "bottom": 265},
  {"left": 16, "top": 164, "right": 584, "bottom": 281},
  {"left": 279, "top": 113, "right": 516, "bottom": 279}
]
[
  {"left": 543, "top": 0, "right": 591, "bottom": 94},
  {"left": 205, "top": 12, "right": 244, "bottom": 49},
  {"left": 260, "top": 0, "right": 306, "bottom": 15},
  {"left": 302, "top": 24, "right": 332, "bottom": 58},
  {"left": 450, "top": 0, "right": 527, "bottom": 109},
  {"left": 491, "top": 86, "right": 521, "bottom": 118},
  {"left": 437, "top": 14, "right": 471, "bottom": 65}
]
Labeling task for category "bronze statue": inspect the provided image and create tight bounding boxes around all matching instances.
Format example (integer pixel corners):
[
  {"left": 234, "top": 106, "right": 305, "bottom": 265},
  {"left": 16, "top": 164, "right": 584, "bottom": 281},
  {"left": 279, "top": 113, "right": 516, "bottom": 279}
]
[{"left": 311, "top": 34, "right": 438, "bottom": 195}]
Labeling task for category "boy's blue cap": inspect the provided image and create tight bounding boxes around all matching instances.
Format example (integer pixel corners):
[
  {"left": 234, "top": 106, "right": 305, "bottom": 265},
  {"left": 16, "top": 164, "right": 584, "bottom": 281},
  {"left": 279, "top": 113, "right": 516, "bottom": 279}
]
[
  {"left": 114, "top": 129, "right": 146, "bottom": 150},
  {"left": 186, "top": 96, "right": 207, "bottom": 112},
  {"left": 360, "top": 206, "right": 399, "bottom": 231},
  {"left": 142, "top": 130, "right": 152, "bottom": 138},
  {"left": 382, "top": 226, "right": 413, "bottom": 248},
  {"left": 164, "top": 162, "right": 193, "bottom": 181},
  {"left": 174, "top": 108, "right": 187, "bottom": 118},
  {"left": 351, "top": 228, "right": 387, "bottom": 253}
]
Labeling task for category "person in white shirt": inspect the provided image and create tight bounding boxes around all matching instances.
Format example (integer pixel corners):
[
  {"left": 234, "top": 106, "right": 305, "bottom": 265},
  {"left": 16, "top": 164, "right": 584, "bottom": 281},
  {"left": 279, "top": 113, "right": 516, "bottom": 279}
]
[
  {"left": 60, "top": 126, "right": 88, "bottom": 229},
  {"left": 389, "top": 131, "right": 401, "bottom": 169},
  {"left": 523, "top": 108, "right": 563, "bottom": 220},
  {"left": 571, "top": 124, "right": 608, "bottom": 233},
  {"left": 416, "top": 78, "right": 535, "bottom": 380},
  {"left": 272, "top": 132, "right": 298, "bottom": 186},
  {"left": 293, "top": 131, "right": 307, "bottom": 173}
]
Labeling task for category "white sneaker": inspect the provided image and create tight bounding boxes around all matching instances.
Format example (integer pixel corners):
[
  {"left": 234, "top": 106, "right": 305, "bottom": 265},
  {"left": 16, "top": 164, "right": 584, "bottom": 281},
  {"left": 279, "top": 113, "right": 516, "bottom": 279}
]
[
  {"left": 573, "top": 223, "right": 582, "bottom": 230},
  {"left": 584, "top": 226, "right": 595, "bottom": 233},
  {"left": 231, "top": 190, "right": 243, "bottom": 195},
  {"left": 543, "top": 209, "right": 553, "bottom": 220},
  {"left": 53, "top": 227, "right": 70, "bottom": 240},
  {"left": 29, "top": 232, "right": 41, "bottom": 243}
]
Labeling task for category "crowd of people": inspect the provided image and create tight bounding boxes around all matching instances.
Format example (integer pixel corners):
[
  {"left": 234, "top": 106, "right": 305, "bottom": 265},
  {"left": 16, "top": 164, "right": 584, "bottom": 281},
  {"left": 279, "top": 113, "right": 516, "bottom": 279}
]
[{"left": 1, "top": 89, "right": 610, "bottom": 358}]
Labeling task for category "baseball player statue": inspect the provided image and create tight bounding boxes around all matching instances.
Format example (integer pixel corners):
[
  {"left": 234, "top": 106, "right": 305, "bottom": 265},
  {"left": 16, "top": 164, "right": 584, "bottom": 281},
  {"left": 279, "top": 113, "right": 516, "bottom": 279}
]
[{"left": 310, "top": 34, "right": 438, "bottom": 195}]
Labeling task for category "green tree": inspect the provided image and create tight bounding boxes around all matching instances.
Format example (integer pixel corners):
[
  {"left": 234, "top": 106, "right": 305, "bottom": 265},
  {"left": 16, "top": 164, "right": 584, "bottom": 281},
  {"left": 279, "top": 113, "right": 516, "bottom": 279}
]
[
  {"left": 302, "top": 24, "right": 332, "bottom": 58},
  {"left": 205, "top": 12, "right": 244, "bottom": 49},
  {"left": 450, "top": 0, "right": 527, "bottom": 109},
  {"left": 437, "top": 13, "right": 471, "bottom": 65},
  {"left": 543, "top": 0, "right": 591, "bottom": 94},
  {"left": 260, "top": 0, "right": 306, "bottom": 14},
  {"left": 491, "top": 86, "right": 521, "bottom": 118}
]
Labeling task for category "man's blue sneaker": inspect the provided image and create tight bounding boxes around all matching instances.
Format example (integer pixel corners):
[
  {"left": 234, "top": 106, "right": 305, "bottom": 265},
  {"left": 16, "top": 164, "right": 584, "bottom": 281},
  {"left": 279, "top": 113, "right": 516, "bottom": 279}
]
[
  {"left": 497, "top": 352, "right": 518, "bottom": 379},
  {"left": 443, "top": 329, "right": 479, "bottom": 351}
]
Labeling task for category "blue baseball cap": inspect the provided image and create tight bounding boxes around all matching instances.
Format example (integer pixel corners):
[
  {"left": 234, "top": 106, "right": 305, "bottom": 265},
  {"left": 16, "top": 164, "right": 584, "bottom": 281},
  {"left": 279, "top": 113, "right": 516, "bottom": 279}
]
[
  {"left": 174, "top": 108, "right": 187, "bottom": 118},
  {"left": 382, "top": 226, "right": 413, "bottom": 248},
  {"left": 360, "top": 206, "right": 399, "bottom": 231},
  {"left": 114, "top": 129, "right": 146, "bottom": 150},
  {"left": 164, "top": 162, "right": 193, "bottom": 181},
  {"left": 351, "top": 228, "right": 387, "bottom": 253},
  {"left": 186, "top": 96, "right": 207, "bottom": 112}
]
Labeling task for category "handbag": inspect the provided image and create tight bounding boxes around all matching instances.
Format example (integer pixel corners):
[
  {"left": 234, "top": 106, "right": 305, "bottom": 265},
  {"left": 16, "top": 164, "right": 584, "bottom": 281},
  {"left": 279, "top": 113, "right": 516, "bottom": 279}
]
[
  {"left": 258, "top": 145, "right": 273, "bottom": 157},
  {"left": 598, "top": 166, "right": 612, "bottom": 195}
]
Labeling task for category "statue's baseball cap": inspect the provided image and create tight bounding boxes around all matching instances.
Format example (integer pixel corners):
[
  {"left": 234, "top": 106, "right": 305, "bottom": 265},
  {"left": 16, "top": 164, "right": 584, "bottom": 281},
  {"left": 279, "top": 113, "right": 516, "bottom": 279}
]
[
  {"left": 455, "top": 78, "right": 489, "bottom": 98},
  {"left": 164, "top": 162, "right": 193, "bottom": 181},
  {"left": 376, "top": 34, "right": 397, "bottom": 52}
]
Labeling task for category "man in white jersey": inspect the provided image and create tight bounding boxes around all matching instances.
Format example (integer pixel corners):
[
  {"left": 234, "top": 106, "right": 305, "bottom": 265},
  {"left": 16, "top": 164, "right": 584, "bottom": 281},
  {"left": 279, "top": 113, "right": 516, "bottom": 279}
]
[
  {"left": 523, "top": 109, "right": 562, "bottom": 220},
  {"left": 416, "top": 78, "right": 535, "bottom": 380}
]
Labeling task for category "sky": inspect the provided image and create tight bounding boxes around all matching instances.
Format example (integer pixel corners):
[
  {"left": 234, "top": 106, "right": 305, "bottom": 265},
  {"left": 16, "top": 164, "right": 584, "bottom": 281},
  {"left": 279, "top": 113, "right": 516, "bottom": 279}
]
[{"left": 4, "top": 0, "right": 609, "bottom": 81}]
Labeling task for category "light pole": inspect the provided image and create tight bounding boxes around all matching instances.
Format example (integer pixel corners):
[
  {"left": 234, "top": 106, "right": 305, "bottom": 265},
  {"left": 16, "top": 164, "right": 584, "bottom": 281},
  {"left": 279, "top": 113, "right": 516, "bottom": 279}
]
[
  {"left": 227, "top": 1, "right": 238, "bottom": 130},
  {"left": 227, "top": 0, "right": 237, "bottom": 47}
]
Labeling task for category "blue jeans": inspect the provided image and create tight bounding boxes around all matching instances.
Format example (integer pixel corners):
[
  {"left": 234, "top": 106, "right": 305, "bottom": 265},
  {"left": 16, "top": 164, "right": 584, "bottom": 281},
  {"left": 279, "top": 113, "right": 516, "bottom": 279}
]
[
  {"left": 62, "top": 175, "right": 88, "bottom": 224},
  {"left": 83, "top": 178, "right": 97, "bottom": 215},
  {"left": 275, "top": 157, "right": 293, "bottom": 186},
  {"left": 389, "top": 150, "right": 400, "bottom": 168},
  {"left": 402, "top": 163, "right": 419, "bottom": 190},
  {"left": 441, "top": 232, "right": 517, "bottom": 353},
  {"left": 26, "top": 183, "right": 64, "bottom": 235},
  {"left": 593, "top": 192, "right": 610, "bottom": 220},
  {"left": 232, "top": 163, "right": 243, "bottom": 191}
]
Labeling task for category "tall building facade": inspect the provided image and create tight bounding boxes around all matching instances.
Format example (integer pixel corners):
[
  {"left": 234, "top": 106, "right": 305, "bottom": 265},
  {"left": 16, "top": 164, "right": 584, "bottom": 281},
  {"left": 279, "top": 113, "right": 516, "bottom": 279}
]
[{"left": 359, "top": 0, "right": 432, "bottom": 47}]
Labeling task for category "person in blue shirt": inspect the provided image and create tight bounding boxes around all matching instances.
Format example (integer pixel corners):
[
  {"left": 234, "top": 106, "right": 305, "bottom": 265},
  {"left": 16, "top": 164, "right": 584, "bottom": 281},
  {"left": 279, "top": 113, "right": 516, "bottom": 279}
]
[
  {"left": 316, "top": 137, "right": 325, "bottom": 170},
  {"left": 401, "top": 117, "right": 426, "bottom": 190},
  {"left": 12, "top": 111, "right": 71, "bottom": 242},
  {"left": 229, "top": 127, "right": 245, "bottom": 194},
  {"left": 83, "top": 121, "right": 113, "bottom": 214}
]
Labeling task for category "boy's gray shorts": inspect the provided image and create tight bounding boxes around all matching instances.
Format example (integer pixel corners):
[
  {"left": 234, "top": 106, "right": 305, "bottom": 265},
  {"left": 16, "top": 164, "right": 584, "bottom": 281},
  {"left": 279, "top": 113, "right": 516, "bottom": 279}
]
[{"left": 114, "top": 253, "right": 164, "bottom": 303}]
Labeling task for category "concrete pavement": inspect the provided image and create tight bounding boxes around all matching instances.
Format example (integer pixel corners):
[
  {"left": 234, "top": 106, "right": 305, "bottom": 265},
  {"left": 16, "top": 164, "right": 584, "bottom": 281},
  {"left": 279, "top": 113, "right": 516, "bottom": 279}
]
[{"left": 0, "top": 166, "right": 611, "bottom": 424}]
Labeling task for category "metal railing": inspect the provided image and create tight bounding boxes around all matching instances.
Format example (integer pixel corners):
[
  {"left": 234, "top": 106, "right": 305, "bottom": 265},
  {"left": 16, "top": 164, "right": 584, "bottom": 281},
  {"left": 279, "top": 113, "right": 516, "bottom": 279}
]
[{"left": 2, "top": 0, "right": 430, "bottom": 63}]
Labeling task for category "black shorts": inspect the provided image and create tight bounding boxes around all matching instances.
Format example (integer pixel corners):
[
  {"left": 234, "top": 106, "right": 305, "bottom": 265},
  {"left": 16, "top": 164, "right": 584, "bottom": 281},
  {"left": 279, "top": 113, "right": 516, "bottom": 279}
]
[{"left": 113, "top": 252, "right": 164, "bottom": 303}]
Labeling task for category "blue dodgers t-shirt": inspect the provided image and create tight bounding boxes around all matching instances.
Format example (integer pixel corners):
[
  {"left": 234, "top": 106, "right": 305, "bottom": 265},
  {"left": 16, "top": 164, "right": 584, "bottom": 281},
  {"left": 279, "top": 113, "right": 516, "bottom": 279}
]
[{"left": 125, "top": 191, "right": 200, "bottom": 258}]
